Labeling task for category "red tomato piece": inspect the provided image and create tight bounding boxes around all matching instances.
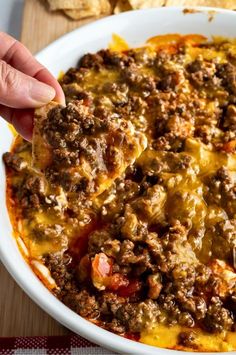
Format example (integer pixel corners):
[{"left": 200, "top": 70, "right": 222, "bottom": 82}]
[
  {"left": 117, "top": 279, "right": 141, "bottom": 297},
  {"left": 107, "top": 273, "right": 129, "bottom": 291},
  {"left": 222, "top": 140, "right": 236, "bottom": 153},
  {"left": 91, "top": 253, "right": 113, "bottom": 290},
  {"left": 125, "top": 332, "right": 140, "bottom": 342}
]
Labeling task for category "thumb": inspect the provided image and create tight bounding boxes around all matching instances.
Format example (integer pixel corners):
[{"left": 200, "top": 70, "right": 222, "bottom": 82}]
[{"left": 0, "top": 60, "right": 55, "bottom": 109}]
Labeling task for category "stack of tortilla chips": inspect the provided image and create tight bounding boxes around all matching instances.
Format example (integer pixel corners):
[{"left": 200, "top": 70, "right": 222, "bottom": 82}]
[
  {"left": 47, "top": 0, "right": 236, "bottom": 20},
  {"left": 47, "top": 0, "right": 111, "bottom": 19}
]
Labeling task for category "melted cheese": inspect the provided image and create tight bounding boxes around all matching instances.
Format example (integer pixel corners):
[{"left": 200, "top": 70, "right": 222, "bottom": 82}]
[
  {"left": 141, "top": 324, "right": 236, "bottom": 352},
  {"left": 109, "top": 33, "right": 129, "bottom": 52}
]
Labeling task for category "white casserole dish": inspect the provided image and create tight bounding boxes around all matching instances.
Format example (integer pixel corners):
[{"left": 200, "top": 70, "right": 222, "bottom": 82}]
[{"left": 1, "top": 6, "right": 236, "bottom": 354}]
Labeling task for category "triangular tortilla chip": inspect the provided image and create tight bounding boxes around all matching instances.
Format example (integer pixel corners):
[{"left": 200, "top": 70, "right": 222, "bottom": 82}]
[
  {"left": 63, "top": 0, "right": 111, "bottom": 19},
  {"left": 47, "top": 0, "right": 95, "bottom": 10},
  {"left": 114, "top": 0, "right": 132, "bottom": 13},
  {"left": 129, "top": 0, "right": 165, "bottom": 9},
  {"left": 33, "top": 100, "right": 147, "bottom": 199}
]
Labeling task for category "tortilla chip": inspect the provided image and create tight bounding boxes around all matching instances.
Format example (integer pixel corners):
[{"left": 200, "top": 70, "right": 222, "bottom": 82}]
[
  {"left": 114, "top": 0, "right": 132, "bottom": 13},
  {"left": 32, "top": 100, "right": 147, "bottom": 199},
  {"left": 100, "top": 0, "right": 112, "bottom": 14},
  {"left": 64, "top": 8, "right": 99, "bottom": 19},
  {"left": 63, "top": 0, "right": 111, "bottom": 19},
  {"left": 47, "top": 0, "right": 86, "bottom": 10},
  {"left": 165, "top": 0, "right": 236, "bottom": 9},
  {"left": 129, "top": 0, "right": 165, "bottom": 9}
]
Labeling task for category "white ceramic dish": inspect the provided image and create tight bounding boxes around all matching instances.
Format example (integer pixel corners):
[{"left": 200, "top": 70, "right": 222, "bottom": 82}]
[{"left": 1, "top": 6, "right": 236, "bottom": 355}]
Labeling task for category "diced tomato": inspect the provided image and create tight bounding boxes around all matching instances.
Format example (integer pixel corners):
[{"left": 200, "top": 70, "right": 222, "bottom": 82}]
[
  {"left": 107, "top": 273, "right": 129, "bottom": 291},
  {"left": 69, "top": 220, "right": 99, "bottom": 262},
  {"left": 83, "top": 97, "right": 93, "bottom": 107},
  {"left": 124, "top": 332, "right": 140, "bottom": 342},
  {"left": 222, "top": 140, "right": 236, "bottom": 153},
  {"left": 117, "top": 279, "right": 141, "bottom": 297},
  {"left": 91, "top": 253, "right": 113, "bottom": 290},
  {"left": 93, "top": 253, "right": 112, "bottom": 277},
  {"left": 89, "top": 249, "right": 141, "bottom": 296}
]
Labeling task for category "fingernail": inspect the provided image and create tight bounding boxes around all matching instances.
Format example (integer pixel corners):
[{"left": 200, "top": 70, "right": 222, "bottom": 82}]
[
  {"left": 54, "top": 94, "right": 66, "bottom": 106},
  {"left": 54, "top": 89, "right": 66, "bottom": 106},
  {"left": 29, "top": 80, "right": 55, "bottom": 105}
]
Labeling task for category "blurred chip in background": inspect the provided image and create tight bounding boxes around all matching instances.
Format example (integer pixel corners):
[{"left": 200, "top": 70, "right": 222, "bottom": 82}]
[{"left": 46, "top": 0, "right": 236, "bottom": 20}]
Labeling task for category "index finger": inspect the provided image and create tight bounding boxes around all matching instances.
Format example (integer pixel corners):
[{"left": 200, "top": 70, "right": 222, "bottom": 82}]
[{"left": 0, "top": 32, "right": 65, "bottom": 105}]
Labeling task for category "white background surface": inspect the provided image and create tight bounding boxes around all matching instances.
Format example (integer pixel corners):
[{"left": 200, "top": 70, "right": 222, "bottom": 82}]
[{"left": 0, "top": 0, "right": 24, "bottom": 39}]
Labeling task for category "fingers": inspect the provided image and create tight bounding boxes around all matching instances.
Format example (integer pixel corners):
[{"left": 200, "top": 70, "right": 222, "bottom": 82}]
[
  {"left": 0, "top": 105, "right": 33, "bottom": 141},
  {"left": 34, "top": 68, "right": 65, "bottom": 105},
  {"left": 0, "top": 32, "right": 65, "bottom": 105},
  {"left": 0, "top": 60, "right": 55, "bottom": 108},
  {"left": 12, "top": 109, "right": 34, "bottom": 141}
]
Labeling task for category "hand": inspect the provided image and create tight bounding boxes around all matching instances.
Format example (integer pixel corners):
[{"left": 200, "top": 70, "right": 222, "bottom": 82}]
[{"left": 0, "top": 32, "right": 65, "bottom": 141}]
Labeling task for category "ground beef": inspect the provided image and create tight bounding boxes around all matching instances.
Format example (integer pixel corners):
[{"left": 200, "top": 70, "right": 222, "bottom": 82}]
[
  {"left": 88, "top": 229, "right": 113, "bottom": 255},
  {"left": 210, "top": 219, "right": 236, "bottom": 264},
  {"left": 223, "top": 104, "right": 236, "bottom": 131},
  {"left": 187, "top": 59, "right": 219, "bottom": 88},
  {"left": 62, "top": 83, "right": 91, "bottom": 103},
  {"left": 121, "top": 64, "right": 144, "bottom": 86},
  {"left": 43, "top": 102, "right": 110, "bottom": 152},
  {"left": 153, "top": 133, "right": 185, "bottom": 152},
  {"left": 117, "top": 240, "right": 145, "bottom": 265},
  {"left": 44, "top": 252, "right": 74, "bottom": 290},
  {"left": 31, "top": 197, "right": 236, "bottom": 336},
  {"left": 63, "top": 289, "right": 100, "bottom": 319},
  {"left": 194, "top": 124, "right": 217, "bottom": 144},
  {"left": 205, "top": 167, "right": 236, "bottom": 217},
  {"left": 3, "top": 152, "right": 27, "bottom": 172},
  {"left": 147, "top": 273, "right": 162, "bottom": 299},
  {"left": 180, "top": 295, "right": 207, "bottom": 320},
  {"left": 195, "top": 264, "right": 212, "bottom": 286},
  {"left": 158, "top": 293, "right": 181, "bottom": 325},
  {"left": 79, "top": 52, "right": 104, "bottom": 70},
  {"left": 17, "top": 175, "right": 46, "bottom": 211},
  {"left": 40, "top": 101, "right": 111, "bottom": 194},
  {"left": 157, "top": 64, "right": 183, "bottom": 91},
  {"left": 217, "top": 62, "right": 236, "bottom": 95},
  {"left": 79, "top": 49, "right": 133, "bottom": 71},
  {"left": 204, "top": 297, "right": 234, "bottom": 333},
  {"left": 105, "top": 319, "right": 126, "bottom": 334},
  {"left": 129, "top": 48, "right": 154, "bottom": 66},
  {"left": 145, "top": 233, "right": 163, "bottom": 259},
  {"left": 60, "top": 67, "right": 87, "bottom": 86},
  {"left": 115, "top": 300, "right": 160, "bottom": 332},
  {"left": 24, "top": 175, "right": 45, "bottom": 194},
  {"left": 178, "top": 331, "right": 197, "bottom": 348}
]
